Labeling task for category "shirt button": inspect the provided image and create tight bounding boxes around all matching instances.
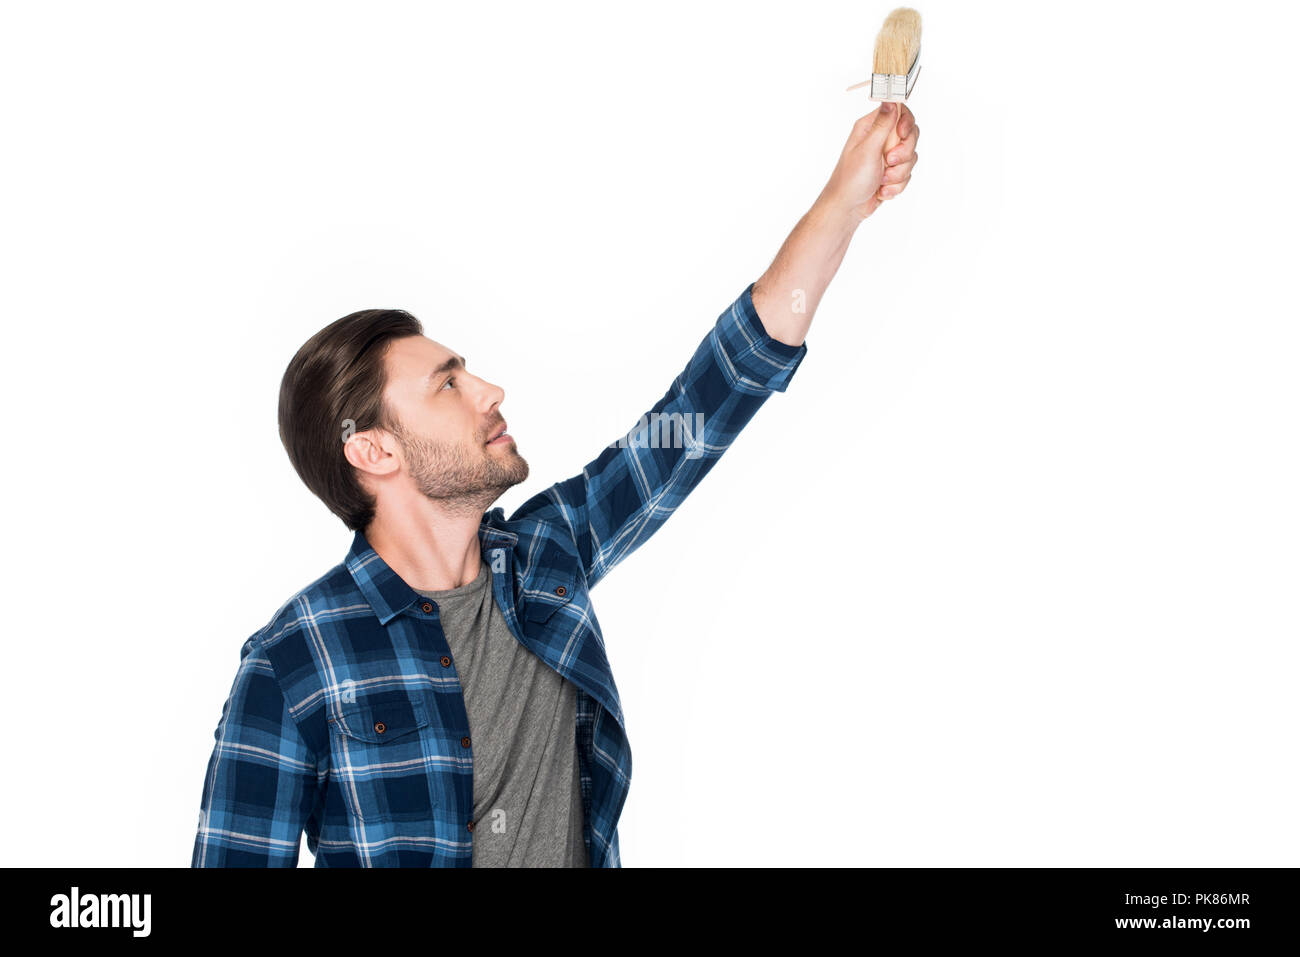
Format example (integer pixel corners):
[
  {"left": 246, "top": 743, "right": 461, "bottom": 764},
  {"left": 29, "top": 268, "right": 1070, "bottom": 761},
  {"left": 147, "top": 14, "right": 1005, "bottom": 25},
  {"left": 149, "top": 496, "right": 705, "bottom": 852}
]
[
  {"left": 555, "top": 585, "right": 566, "bottom": 596},
  {"left": 440, "top": 655, "right": 451, "bottom": 667},
  {"left": 467, "top": 820, "right": 475, "bottom": 833},
  {"left": 460, "top": 736, "right": 471, "bottom": 748},
  {"left": 374, "top": 721, "right": 387, "bottom": 734},
  {"left": 421, "top": 602, "right": 433, "bottom": 613}
]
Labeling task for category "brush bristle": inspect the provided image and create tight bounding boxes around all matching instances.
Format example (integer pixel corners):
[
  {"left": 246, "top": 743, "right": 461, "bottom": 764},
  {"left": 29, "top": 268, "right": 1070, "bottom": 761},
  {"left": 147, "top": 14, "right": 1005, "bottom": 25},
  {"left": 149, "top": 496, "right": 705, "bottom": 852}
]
[{"left": 872, "top": 7, "right": 922, "bottom": 76}]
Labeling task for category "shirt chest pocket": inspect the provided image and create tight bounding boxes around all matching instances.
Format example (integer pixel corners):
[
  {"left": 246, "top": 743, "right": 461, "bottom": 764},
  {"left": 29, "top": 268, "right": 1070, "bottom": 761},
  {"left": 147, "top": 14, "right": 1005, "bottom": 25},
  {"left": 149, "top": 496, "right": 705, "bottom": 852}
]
[
  {"left": 522, "top": 544, "right": 581, "bottom": 625},
  {"left": 331, "top": 694, "right": 429, "bottom": 742},
  {"left": 327, "top": 692, "right": 439, "bottom": 817}
]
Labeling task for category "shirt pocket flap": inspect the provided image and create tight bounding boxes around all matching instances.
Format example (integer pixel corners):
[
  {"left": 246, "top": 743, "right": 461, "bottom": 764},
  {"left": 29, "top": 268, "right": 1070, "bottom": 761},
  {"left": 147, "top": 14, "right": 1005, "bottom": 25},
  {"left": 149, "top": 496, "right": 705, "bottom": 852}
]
[{"left": 330, "top": 692, "right": 430, "bottom": 744}]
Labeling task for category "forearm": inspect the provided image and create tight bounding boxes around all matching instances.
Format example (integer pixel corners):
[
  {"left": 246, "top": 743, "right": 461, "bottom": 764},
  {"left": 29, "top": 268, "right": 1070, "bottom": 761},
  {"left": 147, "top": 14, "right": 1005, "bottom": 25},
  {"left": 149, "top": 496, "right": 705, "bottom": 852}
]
[{"left": 750, "top": 197, "right": 861, "bottom": 347}]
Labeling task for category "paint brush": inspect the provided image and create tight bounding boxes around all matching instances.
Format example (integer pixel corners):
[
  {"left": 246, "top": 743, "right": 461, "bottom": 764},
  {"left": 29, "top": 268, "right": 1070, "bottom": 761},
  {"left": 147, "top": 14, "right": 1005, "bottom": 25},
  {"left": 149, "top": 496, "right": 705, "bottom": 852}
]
[{"left": 845, "top": 7, "right": 922, "bottom": 162}]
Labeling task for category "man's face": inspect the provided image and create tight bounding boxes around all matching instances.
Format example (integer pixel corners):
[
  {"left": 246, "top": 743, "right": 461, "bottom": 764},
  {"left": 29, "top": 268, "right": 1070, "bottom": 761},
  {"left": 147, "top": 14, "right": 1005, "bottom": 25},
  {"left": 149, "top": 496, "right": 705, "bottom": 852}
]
[{"left": 378, "top": 334, "right": 528, "bottom": 510}]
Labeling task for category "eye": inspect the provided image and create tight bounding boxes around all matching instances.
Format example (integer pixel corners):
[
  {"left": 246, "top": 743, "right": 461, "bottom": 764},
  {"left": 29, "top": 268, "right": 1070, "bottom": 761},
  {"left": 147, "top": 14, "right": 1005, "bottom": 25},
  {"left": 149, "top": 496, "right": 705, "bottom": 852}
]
[{"left": 440, "top": 377, "right": 455, "bottom": 391}]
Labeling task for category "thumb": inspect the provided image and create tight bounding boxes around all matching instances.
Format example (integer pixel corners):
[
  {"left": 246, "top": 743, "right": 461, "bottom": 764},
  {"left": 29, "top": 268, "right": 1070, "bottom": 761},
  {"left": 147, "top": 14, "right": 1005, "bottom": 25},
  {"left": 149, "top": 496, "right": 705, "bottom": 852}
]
[{"left": 865, "top": 102, "right": 897, "bottom": 143}]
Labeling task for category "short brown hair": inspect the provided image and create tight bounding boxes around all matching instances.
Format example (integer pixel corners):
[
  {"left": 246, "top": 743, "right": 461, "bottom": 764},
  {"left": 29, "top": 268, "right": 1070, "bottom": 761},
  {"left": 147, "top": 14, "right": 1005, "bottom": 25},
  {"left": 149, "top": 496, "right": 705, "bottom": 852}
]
[{"left": 278, "top": 308, "right": 423, "bottom": 530}]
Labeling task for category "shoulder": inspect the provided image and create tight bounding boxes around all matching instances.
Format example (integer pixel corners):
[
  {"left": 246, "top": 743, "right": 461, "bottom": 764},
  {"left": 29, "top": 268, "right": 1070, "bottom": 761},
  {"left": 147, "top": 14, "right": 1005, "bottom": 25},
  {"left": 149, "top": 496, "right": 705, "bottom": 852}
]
[
  {"left": 233, "top": 560, "right": 358, "bottom": 758},
  {"left": 253, "top": 560, "right": 359, "bottom": 650}
]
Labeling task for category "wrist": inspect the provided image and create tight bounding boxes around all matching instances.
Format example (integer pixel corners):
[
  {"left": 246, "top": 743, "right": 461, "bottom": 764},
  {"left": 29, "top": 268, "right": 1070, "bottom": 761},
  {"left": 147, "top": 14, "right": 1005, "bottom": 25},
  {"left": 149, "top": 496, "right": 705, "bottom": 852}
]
[{"left": 811, "top": 191, "right": 867, "bottom": 235}]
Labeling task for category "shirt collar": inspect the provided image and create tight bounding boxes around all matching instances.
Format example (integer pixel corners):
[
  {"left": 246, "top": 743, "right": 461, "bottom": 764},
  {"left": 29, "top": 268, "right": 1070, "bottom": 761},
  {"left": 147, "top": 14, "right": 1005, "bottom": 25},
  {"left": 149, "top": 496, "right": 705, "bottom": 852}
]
[{"left": 346, "top": 506, "right": 520, "bottom": 625}]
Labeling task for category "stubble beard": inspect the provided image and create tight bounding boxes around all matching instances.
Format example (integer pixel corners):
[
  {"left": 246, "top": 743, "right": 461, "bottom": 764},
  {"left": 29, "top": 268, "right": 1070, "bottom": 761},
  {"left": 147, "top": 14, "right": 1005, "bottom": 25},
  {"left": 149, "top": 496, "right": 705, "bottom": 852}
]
[{"left": 395, "top": 425, "right": 529, "bottom": 517}]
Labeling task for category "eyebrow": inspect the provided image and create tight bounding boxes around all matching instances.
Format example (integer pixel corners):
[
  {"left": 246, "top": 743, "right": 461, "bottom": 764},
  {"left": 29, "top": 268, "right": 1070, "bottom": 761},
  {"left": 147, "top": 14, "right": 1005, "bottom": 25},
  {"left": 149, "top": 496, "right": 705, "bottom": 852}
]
[{"left": 426, "top": 355, "right": 466, "bottom": 387}]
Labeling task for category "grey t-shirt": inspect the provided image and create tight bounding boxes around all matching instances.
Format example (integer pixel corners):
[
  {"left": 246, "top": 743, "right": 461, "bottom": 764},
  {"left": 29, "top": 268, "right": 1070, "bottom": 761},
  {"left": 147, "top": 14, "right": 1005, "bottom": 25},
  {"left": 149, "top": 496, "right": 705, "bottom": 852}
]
[{"left": 415, "top": 557, "right": 588, "bottom": 867}]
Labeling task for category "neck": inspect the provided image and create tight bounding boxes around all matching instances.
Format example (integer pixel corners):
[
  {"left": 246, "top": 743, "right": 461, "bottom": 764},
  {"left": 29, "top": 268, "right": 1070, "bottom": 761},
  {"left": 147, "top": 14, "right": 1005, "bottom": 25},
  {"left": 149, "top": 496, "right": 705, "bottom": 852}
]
[{"left": 364, "top": 497, "right": 487, "bottom": 592}]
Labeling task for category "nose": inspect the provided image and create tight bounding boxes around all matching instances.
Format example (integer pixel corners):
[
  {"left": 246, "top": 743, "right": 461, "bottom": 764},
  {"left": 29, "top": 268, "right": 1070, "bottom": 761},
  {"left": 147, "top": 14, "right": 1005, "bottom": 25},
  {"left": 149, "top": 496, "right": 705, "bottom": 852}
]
[{"left": 475, "top": 374, "right": 505, "bottom": 412}]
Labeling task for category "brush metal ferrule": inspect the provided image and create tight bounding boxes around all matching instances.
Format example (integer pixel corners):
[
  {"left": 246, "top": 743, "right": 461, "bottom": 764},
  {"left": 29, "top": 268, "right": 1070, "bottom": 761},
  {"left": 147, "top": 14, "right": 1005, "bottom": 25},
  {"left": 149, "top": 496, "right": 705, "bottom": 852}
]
[{"left": 868, "top": 46, "right": 921, "bottom": 102}]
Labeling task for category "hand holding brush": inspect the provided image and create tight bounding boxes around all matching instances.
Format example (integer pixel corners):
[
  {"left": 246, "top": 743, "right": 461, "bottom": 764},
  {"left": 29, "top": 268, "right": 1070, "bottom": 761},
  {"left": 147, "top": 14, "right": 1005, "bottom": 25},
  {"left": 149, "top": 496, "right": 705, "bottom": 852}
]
[
  {"left": 845, "top": 6, "right": 923, "bottom": 206},
  {"left": 748, "top": 7, "right": 923, "bottom": 341}
]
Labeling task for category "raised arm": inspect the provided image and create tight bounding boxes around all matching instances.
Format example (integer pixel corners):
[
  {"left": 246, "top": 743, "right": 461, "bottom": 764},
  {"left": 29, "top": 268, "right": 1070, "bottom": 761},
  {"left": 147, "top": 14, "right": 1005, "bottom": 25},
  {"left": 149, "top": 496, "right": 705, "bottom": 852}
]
[{"left": 510, "top": 102, "right": 919, "bottom": 587}]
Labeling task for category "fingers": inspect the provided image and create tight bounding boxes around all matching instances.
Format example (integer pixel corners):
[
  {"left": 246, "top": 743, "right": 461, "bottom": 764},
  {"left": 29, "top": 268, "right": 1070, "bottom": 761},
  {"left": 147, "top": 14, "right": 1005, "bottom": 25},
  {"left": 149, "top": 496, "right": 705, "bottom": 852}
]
[
  {"left": 896, "top": 104, "right": 915, "bottom": 139},
  {"left": 881, "top": 153, "right": 918, "bottom": 184},
  {"left": 886, "top": 124, "right": 919, "bottom": 166},
  {"left": 868, "top": 105, "right": 917, "bottom": 202},
  {"left": 878, "top": 154, "right": 915, "bottom": 199}
]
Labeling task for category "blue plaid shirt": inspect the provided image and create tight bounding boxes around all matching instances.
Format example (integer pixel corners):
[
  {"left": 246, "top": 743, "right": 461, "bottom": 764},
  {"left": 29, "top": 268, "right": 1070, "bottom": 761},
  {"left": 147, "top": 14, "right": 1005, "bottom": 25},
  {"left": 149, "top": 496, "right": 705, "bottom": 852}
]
[{"left": 192, "top": 281, "right": 808, "bottom": 867}]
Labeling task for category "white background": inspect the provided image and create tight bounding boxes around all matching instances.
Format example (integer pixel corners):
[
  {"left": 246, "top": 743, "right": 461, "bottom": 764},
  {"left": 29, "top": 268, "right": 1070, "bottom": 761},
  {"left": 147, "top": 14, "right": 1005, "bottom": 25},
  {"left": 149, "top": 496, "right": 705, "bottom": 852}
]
[{"left": 1, "top": 0, "right": 1296, "bottom": 867}]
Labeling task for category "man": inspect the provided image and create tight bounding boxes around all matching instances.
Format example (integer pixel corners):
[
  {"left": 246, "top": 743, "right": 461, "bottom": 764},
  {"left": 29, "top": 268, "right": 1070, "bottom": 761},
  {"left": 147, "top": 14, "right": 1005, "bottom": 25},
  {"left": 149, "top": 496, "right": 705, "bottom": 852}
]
[{"left": 191, "top": 103, "right": 920, "bottom": 867}]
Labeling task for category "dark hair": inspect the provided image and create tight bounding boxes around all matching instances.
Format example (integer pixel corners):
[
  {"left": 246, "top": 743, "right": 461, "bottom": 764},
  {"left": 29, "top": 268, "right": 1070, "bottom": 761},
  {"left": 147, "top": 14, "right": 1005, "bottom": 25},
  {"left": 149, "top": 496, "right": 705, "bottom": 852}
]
[{"left": 278, "top": 308, "right": 423, "bottom": 530}]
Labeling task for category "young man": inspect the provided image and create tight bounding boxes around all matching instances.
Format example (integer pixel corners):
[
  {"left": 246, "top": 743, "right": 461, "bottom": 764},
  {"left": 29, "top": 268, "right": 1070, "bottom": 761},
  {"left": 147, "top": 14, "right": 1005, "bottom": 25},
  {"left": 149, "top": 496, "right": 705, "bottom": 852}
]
[{"left": 191, "top": 103, "right": 920, "bottom": 868}]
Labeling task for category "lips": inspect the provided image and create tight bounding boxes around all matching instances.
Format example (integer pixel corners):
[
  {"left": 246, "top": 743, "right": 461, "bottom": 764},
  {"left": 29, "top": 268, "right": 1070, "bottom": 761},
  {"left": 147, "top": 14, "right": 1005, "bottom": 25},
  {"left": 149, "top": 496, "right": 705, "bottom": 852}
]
[{"left": 486, "top": 421, "right": 508, "bottom": 445}]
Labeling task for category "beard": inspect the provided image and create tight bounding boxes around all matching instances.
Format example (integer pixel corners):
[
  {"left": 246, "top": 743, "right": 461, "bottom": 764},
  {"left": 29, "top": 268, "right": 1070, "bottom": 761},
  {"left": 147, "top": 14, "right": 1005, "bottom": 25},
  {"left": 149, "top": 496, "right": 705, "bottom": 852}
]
[{"left": 393, "top": 424, "right": 529, "bottom": 516}]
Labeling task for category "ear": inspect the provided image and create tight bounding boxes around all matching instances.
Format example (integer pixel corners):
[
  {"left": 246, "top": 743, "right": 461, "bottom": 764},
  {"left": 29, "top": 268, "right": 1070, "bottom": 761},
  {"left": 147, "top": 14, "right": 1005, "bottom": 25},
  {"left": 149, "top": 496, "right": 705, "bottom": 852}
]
[{"left": 343, "top": 429, "right": 402, "bottom": 478}]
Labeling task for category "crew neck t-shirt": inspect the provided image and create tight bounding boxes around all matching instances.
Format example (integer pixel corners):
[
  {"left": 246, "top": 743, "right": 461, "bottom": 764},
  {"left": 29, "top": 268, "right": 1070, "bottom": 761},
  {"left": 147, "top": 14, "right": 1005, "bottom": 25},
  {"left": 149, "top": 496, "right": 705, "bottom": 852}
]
[{"left": 414, "top": 557, "right": 588, "bottom": 867}]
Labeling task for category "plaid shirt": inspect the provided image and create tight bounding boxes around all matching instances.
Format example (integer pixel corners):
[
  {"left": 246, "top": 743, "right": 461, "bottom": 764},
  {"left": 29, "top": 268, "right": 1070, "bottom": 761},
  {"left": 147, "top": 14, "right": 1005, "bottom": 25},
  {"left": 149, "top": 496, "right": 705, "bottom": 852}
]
[{"left": 192, "top": 281, "right": 808, "bottom": 867}]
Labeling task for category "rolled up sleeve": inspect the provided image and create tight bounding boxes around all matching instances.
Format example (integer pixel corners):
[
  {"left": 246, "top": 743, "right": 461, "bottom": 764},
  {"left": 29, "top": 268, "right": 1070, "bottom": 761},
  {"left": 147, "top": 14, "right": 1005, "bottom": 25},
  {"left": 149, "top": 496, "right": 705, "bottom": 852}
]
[{"left": 709, "top": 281, "right": 808, "bottom": 394}]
